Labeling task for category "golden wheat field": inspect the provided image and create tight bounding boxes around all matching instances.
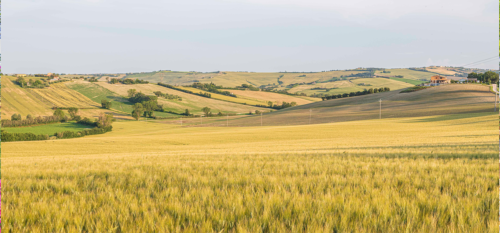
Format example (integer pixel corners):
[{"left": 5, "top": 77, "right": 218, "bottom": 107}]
[{"left": 2, "top": 112, "right": 498, "bottom": 232}]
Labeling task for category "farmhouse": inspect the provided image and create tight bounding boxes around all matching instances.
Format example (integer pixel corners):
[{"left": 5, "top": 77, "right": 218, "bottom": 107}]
[
  {"left": 467, "top": 78, "right": 479, "bottom": 83},
  {"left": 430, "top": 75, "right": 450, "bottom": 86},
  {"left": 49, "top": 77, "right": 60, "bottom": 82},
  {"left": 47, "top": 73, "right": 54, "bottom": 77}
]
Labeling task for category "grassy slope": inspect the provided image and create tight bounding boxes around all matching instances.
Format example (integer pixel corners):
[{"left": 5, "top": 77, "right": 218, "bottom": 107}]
[
  {"left": 95, "top": 82, "right": 267, "bottom": 114},
  {"left": 124, "top": 70, "right": 366, "bottom": 87},
  {"left": 122, "top": 69, "right": 432, "bottom": 96},
  {"left": 291, "top": 78, "right": 414, "bottom": 95},
  {"left": 1, "top": 77, "right": 53, "bottom": 118},
  {"left": 3, "top": 113, "right": 497, "bottom": 232},
  {"left": 65, "top": 81, "right": 135, "bottom": 114},
  {"left": 3, "top": 122, "right": 92, "bottom": 135},
  {"left": 389, "top": 77, "right": 425, "bottom": 85},
  {"left": 223, "top": 84, "right": 496, "bottom": 126},
  {"left": 374, "top": 69, "right": 438, "bottom": 81}
]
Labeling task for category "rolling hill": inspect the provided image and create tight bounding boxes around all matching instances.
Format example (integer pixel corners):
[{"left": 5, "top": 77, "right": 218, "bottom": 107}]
[
  {"left": 206, "top": 84, "right": 496, "bottom": 126},
  {"left": 374, "top": 69, "right": 438, "bottom": 81},
  {"left": 122, "top": 70, "right": 368, "bottom": 87},
  {"left": 94, "top": 82, "right": 268, "bottom": 115},
  {"left": 289, "top": 78, "right": 414, "bottom": 95},
  {"left": 1, "top": 77, "right": 123, "bottom": 119}
]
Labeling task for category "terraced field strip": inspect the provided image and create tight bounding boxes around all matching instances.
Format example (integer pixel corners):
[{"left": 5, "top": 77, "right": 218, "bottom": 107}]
[
  {"left": 177, "top": 86, "right": 267, "bottom": 106},
  {"left": 221, "top": 89, "right": 319, "bottom": 105},
  {"left": 388, "top": 77, "right": 425, "bottom": 85},
  {"left": 30, "top": 83, "right": 99, "bottom": 108},
  {"left": 94, "top": 82, "right": 267, "bottom": 115},
  {"left": 1, "top": 77, "right": 53, "bottom": 117}
]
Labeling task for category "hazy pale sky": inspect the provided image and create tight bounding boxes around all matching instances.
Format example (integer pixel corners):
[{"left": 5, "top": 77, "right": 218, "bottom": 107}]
[{"left": 3, "top": 0, "right": 498, "bottom": 73}]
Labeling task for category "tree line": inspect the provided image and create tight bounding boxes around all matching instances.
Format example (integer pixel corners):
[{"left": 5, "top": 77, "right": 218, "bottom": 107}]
[
  {"left": 153, "top": 91, "right": 182, "bottom": 101},
  {"left": 15, "top": 77, "right": 68, "bottom": 88},
  {"left": 2, "top": 112, "right": 114, "bottom": 142},
  {"left": 321, "top": 87, "right": 390, "bottom": 101},
  {"left": 109, "top": 78, "right": 149, "bottom": 84},
  {"left": 191, "top": 82, "right": 237, "bottom": 97},
  {"left": 467, "top": 71, "right": 499, "bottom": 84},
  {"left": 266, "top": 101, "right": 298, "bottom": 109},
  {"left": 3, "top": 107, "right": 81, "bottom": 127},
  {"left": 158, "top": 82, "right": 212, "bottom": 98}
]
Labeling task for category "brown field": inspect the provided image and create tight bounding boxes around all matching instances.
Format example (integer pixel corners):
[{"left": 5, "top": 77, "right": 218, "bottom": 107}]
[
  {"left": 221, "top": 89, "right": 320, "bottom": 105},
  {"left": 426, "top": 67, "right": 457, "bottom": 76},
  {"left": 203, "top": 84, "right": 496, "bottom": 127}
]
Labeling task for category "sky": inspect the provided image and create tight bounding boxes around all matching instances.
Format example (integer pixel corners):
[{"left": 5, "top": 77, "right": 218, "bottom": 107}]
[{"left": 3, "top": 0, "right": 498, "bottom": 73}]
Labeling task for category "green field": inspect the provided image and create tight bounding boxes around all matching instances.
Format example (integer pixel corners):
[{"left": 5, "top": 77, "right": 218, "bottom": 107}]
[
  {"left": 65, "top": 81, "right": 133, "bottom": 113},
  {"left": 3, "top": 122, "right": 92, "bottom": 135},
  {"left": 2, "top": 112, "right": 497, "bottom": 232}
]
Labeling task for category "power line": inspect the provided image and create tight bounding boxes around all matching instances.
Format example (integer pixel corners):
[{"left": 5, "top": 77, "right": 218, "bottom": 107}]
[
  {"left": 459, "top": 56, "right": 498, "bottom": 67},
  {"left": 463, "top": 57, "right": 498, "bottom": 67}
]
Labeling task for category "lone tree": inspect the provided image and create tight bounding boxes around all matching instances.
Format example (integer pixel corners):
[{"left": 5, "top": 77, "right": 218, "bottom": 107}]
[
  {"left": 267, "top": 101, "right": 273, "bottom": 108},
  {"left": 132, "top": 103, "right": 144, "bottom": 121},
  {"left": 16, "top": 77, "right": 26, "bottom": 87},
  {"left": 142, "top": 100, "right": 157, "bottom": 118},
  {"left": 96, "top": 112, "right": 114, "bottom": 128},
  {"left": 127, "top": 89, "right": 137, "bottom": 98},
  {"left": 184, "top": 109, "right": 191, "bottom": 116},
  {"left": 68, "top": 107, "right": 79, "bottom": 119},
  {"left": 53, "top": 108, "right": 65, "bottom": 119},
  {"left": 202, "top": 107, "right": 211, "bottom": 117},
  {"left": 101, "top": 100, "right": 112, "bottom": 109},
  {"left": 11, "top": 113, "right": 22, "bottom": 121}
]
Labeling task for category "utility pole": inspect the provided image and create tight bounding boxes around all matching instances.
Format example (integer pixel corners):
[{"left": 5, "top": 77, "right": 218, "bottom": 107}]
[
  {"left": 495, "top": 91, "right": 497, "bottom": 112},
  {"left": 227, "top": 114, "right": 228, "bottom": 127},
  {"left": 495, "top": 83, "right": 498, "bottom": 112},
  {"left": 201, "top": 115, "right": 203, "bottom": 125},
  {"left": 181, "top": 117, "right": 182, "bottom": 126},
  {"left": 379, "top": 99, "right": 382, "bottom": 119},
  {"left": 261, "top": 112, "right": 263, "bottom": 126}
]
